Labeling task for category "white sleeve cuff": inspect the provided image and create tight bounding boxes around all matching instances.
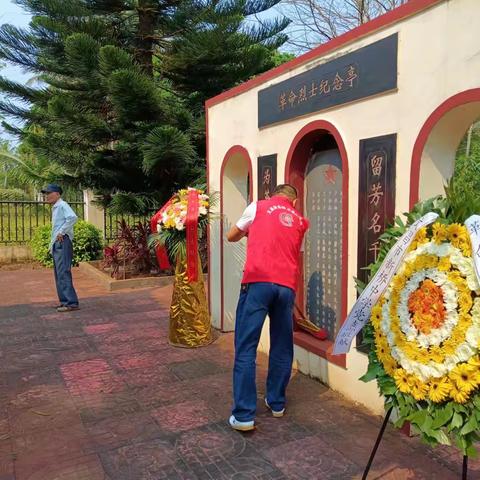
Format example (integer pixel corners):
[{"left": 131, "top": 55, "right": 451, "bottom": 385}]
[{"left": 236, "top": 202, "right": 257, "bottom": 232}]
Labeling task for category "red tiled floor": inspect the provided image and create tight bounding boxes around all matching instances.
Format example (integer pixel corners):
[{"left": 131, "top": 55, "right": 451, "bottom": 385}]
[
  {"left": 151, "top": 399, "right": 222, "bottom": 433},
  {"left": 83, "top": 323, "right": 120, "bottom": 335},
  {"left": 0, "top": 266, "right": 478, "bottom": 479}
]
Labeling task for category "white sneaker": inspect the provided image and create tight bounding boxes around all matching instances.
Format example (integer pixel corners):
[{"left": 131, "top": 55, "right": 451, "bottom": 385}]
[
  {"left": 229, "top": 415, "right": 255, "bottom": 431},
  {"left": 265, "top": 398, "right": 285, "bottom": 418}
]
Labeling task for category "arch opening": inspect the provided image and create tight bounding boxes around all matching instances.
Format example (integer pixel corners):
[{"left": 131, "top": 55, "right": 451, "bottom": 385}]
[
  {"left": 220, "top": 147, "right": 252, "bottom": 331},
  {"left": 285, "top": 121, "right": 349, "bottom": 353},
  {"left": 410, "top": 89, "right": 480, "bottom": 207}
]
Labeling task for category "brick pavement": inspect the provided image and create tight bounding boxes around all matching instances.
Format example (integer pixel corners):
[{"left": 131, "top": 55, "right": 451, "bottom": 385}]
[{"left": 0, "top": 266, "right": 478, "bottom": 479}]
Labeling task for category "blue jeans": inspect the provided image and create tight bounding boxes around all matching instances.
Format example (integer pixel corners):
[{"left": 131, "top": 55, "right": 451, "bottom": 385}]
[
  {"left": 52, "top": 235, "right": 79, "bottom": 307},
  {"left": 232, "top": 282, "right": 295, "bottom": 422}
]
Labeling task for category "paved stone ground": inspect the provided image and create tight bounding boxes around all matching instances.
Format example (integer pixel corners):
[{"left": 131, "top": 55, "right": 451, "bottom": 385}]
[{"left": 0, "top": 266, "right": 479, "bottom": 480}]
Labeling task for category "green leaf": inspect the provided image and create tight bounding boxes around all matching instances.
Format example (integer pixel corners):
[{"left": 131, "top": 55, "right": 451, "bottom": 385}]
[
  {"left": 454, "top": 404, "right": 468, "bottom": 414},
  {"left": 431, "top": 404, "right": 454, "bottom": 430},
  {"left": 466, "top": 444, "right": 479, "bottom": 458},
  {"left": 407, "top": 409, "right": 427, "bottom": 427},
  {"left": 380, "top": 383, "right": 397, "bottom": 395},
  {"left": 461, "top": 415, "right": 478, "bottom": 435},
  {"left": 421, "top": 414, "right": 433, "bottom": 432},
  {"left": 427, "top": 428, "right": 451, "bottom": 446},
  {"left": 449, "top": 412, "right": 464, "bottom": 431},
  {"left": 359, "top": 362, "right": 382, "bottom": 382}
]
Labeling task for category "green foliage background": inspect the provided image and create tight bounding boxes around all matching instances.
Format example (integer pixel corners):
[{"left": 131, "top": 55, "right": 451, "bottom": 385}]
[{"left": 30, "top": 220, "right": 103, "bottom": 267}]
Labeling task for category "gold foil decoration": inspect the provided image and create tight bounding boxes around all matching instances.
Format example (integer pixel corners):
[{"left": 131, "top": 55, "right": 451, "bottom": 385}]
[{"left": 169, "top": 255, "right": 213, "bottom": 348}]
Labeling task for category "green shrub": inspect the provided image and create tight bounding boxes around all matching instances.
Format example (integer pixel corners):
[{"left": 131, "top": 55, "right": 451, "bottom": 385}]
[{"left": 30, "top": 220, "right": 103, "bottom": 267}]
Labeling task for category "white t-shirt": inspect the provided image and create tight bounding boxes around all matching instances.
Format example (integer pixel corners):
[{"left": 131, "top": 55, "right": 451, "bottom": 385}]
[{"left": 236, "top": 202, "right": 257, "bottom": 232}]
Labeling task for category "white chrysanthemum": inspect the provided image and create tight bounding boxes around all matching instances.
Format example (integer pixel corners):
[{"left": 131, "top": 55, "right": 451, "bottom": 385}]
[
  {"left": 381, "top": 290, "right": 480, "bottom": 381},
  {"left": 396, "top": 269, "right": 458, "bottom": 348}
]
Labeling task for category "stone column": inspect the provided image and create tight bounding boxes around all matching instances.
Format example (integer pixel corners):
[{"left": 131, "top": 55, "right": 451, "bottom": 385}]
[{"left": 83, "top": 190, "right": 105, "bottom": 236}]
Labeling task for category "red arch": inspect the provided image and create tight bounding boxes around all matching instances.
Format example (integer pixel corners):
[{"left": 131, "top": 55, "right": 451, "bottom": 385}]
[
  {"left": 410, "top": 88, "right": 480, "bottom": 209},
  {"left": 285, "top": 120, "right": 348, "bottom": 367},
  {"left": 219, "top": 145, "right": 253, "bottom": 331}
]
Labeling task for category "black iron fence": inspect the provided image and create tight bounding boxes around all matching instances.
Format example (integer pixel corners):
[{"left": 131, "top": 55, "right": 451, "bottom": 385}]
[
  {"left": 104, "top": 210, "right": 154, "bottom": 242},
  {"left": 0, "top": 200, "right": 85, "bottom": 245},
  {"left": 0, "top": 196, "right": 155, "bottom": 245}
]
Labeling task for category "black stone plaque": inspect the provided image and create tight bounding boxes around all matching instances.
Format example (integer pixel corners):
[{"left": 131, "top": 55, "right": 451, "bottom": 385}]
[
  {"left": 258, "top": 34, "right": 398, "bottom": 128},
  {"left": 356, "top": 133, "right": 396, "bottom": 350},
  {"left": 305, "top": 149, "right": 343, "bottom": 340},
  {"left": 257, "top": 154, "right": 277, "bottom": 200}
]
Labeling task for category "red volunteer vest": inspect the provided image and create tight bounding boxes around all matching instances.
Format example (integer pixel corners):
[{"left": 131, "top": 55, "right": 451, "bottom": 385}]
[{"left": 242, "top": 195, "right": 309, "bottom": 290}]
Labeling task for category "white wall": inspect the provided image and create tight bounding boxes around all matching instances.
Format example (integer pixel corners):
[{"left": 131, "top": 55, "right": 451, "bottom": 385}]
[
  {"left": 208, "top": 0, "right": 480, "bottom": 414},
  {"left": 221, "top": 153, "right": 250, "bottom": 331}
]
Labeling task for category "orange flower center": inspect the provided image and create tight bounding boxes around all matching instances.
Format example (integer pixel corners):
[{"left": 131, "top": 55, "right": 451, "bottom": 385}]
[{"left": 408, "top": 279, "right": 446, "bottom": 334}]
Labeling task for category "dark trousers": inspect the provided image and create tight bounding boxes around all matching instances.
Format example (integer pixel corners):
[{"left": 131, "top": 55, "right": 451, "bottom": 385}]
[
  {"left": 52, "top": 235, "right": 79, "bottom": 307},
  {"left": 232, "top": 282, "right": 295, "bottom": 422}
]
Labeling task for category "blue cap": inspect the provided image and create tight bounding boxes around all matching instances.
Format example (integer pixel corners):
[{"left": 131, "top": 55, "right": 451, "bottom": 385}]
[{"left": 41, "top": 183, "right": 63, "bottom": 194}]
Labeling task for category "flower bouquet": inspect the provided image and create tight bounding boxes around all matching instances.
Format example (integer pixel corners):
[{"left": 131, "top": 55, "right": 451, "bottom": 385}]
[
  {"left": 150, "top": 187, "right": 216, "bottom": 348},
  {"left": 360, "top": 194, "right": 480, "bottom": 457}
]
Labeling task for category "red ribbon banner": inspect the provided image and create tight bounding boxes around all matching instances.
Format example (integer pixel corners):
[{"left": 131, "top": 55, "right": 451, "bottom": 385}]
[
  {"left": 150, "top": 196, "right": 174, "bottom": 270},
  {"left": 185, "top": 189, "right": 200, "bottom": 282}
]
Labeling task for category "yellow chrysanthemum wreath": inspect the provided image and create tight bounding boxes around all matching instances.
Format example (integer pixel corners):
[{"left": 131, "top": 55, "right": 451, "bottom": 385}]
[{"left": 361, "top": 210, "right": 480, "bottom": 456}]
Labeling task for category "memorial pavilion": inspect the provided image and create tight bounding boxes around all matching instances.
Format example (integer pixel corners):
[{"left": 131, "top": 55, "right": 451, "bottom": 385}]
[{"left": 206, "top": 0, "right": 480, "bottom": 412}]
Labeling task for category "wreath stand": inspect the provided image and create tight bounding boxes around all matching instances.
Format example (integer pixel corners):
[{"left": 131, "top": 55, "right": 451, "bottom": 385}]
[{"left": 362, "top": 406, "right": 469, "bottom": 480}]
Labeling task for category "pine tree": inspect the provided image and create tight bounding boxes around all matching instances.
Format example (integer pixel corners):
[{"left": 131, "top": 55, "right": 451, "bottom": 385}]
[
  {"left": 0, "top": 0, "right": 290, "bottom": 212},
  {"left": 162, "top": 0, "right": 291, "bottom": 111}
]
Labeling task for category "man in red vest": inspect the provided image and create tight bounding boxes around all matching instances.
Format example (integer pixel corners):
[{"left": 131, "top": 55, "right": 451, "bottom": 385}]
[{"left": 226, "top": 184, "right": 309, "bottom": 431}]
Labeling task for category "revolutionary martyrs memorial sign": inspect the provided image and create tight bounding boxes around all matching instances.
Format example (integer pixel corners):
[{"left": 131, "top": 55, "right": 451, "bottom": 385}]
[{"left": 258, "top": 34, "right": 398, "bottom": 128}]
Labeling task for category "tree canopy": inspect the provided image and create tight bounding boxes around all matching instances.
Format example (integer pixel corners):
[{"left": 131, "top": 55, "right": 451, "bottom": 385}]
[{"left": 0, "top": 0, "right": 291, "bottom": 212}]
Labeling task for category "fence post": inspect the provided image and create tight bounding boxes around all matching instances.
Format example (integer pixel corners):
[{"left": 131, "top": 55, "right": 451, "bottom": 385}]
[{"left": 83, "top": 190, "right": 105, "bottom": 235}]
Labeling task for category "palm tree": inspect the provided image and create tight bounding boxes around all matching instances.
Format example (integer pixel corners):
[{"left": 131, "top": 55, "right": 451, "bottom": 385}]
[{"left": 0, "top": 141, "right": 76, "bottom": 197}]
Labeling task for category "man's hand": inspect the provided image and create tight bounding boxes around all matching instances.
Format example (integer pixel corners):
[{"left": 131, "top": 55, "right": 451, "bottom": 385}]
[{"left": 56, "top": 233, "right": 64, "bottom": 242}]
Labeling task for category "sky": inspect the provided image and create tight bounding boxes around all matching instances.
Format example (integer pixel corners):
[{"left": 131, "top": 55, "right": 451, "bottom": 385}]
[
  {"left": 0, "top": 1, "right": 31, "bottom": 83},
  {"left": 0, "top": 1, "right": 32, "bottom": 143}
]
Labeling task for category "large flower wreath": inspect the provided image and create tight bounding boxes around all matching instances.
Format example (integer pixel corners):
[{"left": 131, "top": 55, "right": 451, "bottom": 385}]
[{"left": 360, "top": 196, "right": 480, "bottom": 456}]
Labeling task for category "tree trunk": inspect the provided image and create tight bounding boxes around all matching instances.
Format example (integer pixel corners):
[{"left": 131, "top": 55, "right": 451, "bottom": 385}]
[{"left": 136, "top": 0, "right": 158, "bottom": 76}]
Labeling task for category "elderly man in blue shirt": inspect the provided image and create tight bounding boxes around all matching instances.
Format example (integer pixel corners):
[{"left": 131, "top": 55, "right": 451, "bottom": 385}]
[{"left": 41, "top": 184, "right": 79, "bottom": 312}]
